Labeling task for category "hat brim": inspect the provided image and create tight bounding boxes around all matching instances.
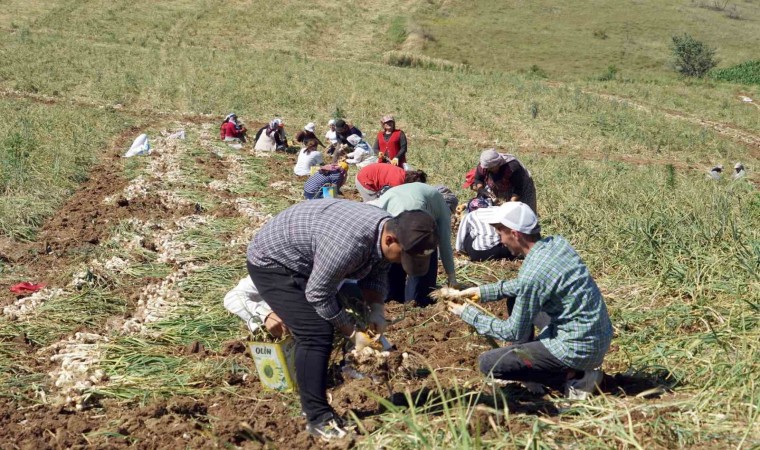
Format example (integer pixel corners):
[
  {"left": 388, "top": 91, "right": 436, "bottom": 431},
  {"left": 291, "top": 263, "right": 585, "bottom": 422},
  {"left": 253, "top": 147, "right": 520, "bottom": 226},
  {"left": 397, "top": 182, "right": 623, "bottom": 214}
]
[{"left": 400, "top": 251, "right": 432, "bottom": 277}]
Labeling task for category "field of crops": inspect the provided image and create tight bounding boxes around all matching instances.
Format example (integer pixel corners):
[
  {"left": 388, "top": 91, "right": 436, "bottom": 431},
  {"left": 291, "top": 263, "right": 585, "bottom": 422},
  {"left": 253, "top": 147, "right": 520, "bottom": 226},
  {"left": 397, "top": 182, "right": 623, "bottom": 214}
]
[{"left": 0, "top": 1, "right": 758, "bottom": 448}]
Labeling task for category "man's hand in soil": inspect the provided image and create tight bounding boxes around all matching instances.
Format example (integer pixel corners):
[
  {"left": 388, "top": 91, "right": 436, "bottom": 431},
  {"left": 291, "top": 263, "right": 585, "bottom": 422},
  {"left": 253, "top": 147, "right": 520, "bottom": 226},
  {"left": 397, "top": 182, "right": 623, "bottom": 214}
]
[
  {"left": 447, "top": 301, "right": 465, "bottom": 317},
  {"left": 264, "top": 313, "right": 287, "bottom": 338},
  {"left": 367, "top": 302, "right": 386, "bottom": 334}
]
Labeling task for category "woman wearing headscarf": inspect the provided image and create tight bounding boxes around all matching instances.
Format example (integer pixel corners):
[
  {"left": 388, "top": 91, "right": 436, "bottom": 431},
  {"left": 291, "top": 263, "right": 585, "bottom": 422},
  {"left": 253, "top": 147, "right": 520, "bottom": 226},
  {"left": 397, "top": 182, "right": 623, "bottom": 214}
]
[
  {"left": 220, "top": 113, "right": 247, "bottom": 142},
  {"left": 373, "top": 115, "right": 408, "bottom": 167},
  {"left": 254, "top": 118, "right": 288, "bottom": 151},
  {"left": 472, "top": 149, "right": 536, "bottom": 213},
  {"left": 345, "top": 134, "right": 377, "bottom": 168}
]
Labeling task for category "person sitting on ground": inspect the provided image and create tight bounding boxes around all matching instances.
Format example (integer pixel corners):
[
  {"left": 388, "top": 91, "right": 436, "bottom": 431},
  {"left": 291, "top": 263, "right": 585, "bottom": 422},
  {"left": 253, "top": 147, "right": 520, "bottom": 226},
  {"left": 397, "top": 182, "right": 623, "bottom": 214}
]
[
  {"left": 303, "top": 161, "right": 349, "bottom": 199},
  {"left": 331, "top": 119, "right": 363, "bottom": 147},
  {"left": 325, "top": 119, "right": 339, "bottom": 146},
  {"left": 468, "top": 149, "right": 537, "bottom": 213},
  {"left": 294, "top": 138, "right": 324, "bottom": 177},
  {"left": 707, "top": 164, "right": 723, "bottom": 180},
  {"left": 223, "top": 276, "right": 287, "bottom": 338},
  {"left": 295, "top": 122, "right": 325, "bottom": 148},
  {"left": 355, "top": 162, "right": 427, "bottom": 202},
  {"left": 345, "top": 134, "right": 377, "bottom": 168},
  {"left": 369, "top": 184, "right": 459, "bottom": 307},
  {"left": 446, "top": 202, "right": 613, "bottom": 400},
  {"left": 254, "top": 118, "right": 288, "bottom": 151},
  {"left": 732, "top": 162, "right": 745, "bottom": 181},
  {"left": 247, "top": 201, "right": 439, "bottom": 440},
  {"left": 455, "top": 206, "right": 515, "bottom": 262},
  {"left": 219, "top": 113, "right": 247, "bottom": 142},
  {"left": 373, "top": 115, "right": 408, "bottom": 168}
]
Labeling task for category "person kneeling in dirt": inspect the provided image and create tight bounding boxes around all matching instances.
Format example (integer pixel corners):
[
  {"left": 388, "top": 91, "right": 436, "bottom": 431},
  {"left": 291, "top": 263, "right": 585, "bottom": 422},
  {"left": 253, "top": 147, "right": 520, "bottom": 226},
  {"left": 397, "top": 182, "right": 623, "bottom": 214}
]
[
  {"left": 345, "top": 134, "right": 377, "bottom": 168},
  {"left": 294, "top": 122, "right": 326, "bottom": 148},
  {"left": 446, "top": 202, "right": 612, "bottom": 399},
  {"left": 223, "top": 276, "right": 287, "bottom": 338},
  {"left": 293, "top": 138, "right": 324, "bottom": 177},
  {"left": 303, "top": 161, "right": 348, "bottom": 199},
  {"left": 219, "top": 113, "right": 247, "bottom": 143},
  {"left": 455, "top": 206, "right": 516, "bottom": 262},
  {"left": 369, "top": 184, "right": 458, "bottom": 307},
  {"left": 254, "top": 118, "right": 288, "bottom": 151},
  {"left": 247, "top": 201, "right": 439, "bottom": 440},
  {"left": 467, "top": 149, "right": 537, "bottom": 213},
  {"left": 355, "top": 162, "right": 427, "bottom": 202}
]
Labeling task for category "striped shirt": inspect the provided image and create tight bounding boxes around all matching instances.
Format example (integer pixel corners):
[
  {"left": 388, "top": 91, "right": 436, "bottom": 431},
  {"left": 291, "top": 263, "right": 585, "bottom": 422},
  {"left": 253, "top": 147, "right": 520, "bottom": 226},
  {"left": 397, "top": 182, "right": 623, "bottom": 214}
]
[
  {"left": 455, "top": 209, "right": 502, "bottom": 252},
  {"left": 247, "top": 200, "right": 391, "bottom": 329},
  {"left": 460, "top": 236, "right": 613, "bottom": 370},
  {"left": 304, "top": 170, "right": 345, "bottom": 196}
]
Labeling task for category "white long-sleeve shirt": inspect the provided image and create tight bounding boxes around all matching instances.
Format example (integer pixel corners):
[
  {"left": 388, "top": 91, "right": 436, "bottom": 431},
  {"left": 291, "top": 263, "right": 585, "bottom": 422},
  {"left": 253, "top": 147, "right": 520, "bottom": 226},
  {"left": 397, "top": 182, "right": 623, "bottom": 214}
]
[{"left": 293, "top": 148, "right": 324, "bottom": 176}]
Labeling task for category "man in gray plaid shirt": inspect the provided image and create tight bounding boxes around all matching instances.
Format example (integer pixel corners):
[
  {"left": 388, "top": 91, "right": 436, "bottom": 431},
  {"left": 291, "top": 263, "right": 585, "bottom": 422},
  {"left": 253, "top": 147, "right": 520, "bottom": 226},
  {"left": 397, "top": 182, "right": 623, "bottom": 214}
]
[{"left": 247, "top": 199, "right": 439, "bottom": 441}]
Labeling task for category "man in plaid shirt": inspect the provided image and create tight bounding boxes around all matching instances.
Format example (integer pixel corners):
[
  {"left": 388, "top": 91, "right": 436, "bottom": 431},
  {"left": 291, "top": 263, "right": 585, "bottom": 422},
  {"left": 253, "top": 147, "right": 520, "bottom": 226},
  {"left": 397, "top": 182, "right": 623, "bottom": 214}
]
[
  {"left": 446, "top": 202, "right": 613, "bottom": 399},
  {"left": 247, "top": 199, "right": 439, "bottom": 440}
]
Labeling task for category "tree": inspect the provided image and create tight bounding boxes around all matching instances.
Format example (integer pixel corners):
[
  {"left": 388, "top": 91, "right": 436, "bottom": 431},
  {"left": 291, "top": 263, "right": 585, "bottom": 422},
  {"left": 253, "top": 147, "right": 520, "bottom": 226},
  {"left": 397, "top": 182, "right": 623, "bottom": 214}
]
[{"left": 670, "top": 34, "right": 718, "bottom": 78}]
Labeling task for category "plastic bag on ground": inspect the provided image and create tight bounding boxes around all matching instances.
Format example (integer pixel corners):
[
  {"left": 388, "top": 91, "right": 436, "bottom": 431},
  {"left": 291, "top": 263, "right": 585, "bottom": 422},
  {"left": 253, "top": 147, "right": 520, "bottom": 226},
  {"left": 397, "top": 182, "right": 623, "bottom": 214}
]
[{"left": 124, "top": 133, "right": 151, "bottom": 158}]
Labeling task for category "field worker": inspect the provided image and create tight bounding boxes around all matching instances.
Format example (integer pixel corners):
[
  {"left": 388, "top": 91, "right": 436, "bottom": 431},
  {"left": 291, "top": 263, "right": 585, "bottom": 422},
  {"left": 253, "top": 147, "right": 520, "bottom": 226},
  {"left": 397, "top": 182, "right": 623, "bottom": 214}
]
[
  {"left": 446, "top": 202, "right": 613, "bottom": 400},
  {"left": 707, "top": 164, "right": 723, "bottom": 180},
  {"left": 295, "top": 122, "right": 325, "bottom": 148},
  {"left": 455, "top": 206, "right": 515, "bottom": 262},
  {"left": 333, "top": 119, "right": 363, "bottom": 146},
  {"left": 325, "top": 119, "right": 339, "bottom": 146},
  {"left": 294, "top": 138, "right": 324, "bottom": 177},
  {"left": 254, "top": 118, "right": 288, "bottom": 151},
  {"left": 373, "top": 115, "right": 408, "bottom": 167},
  {"left": 247, "top": 201, "right": 439, "bottom": 440},
  {"left": 355, "top": 162, "right": 427, "bottom": 202},
  {"left": 345, "top": 134, "right": 377, "bottom": 168},
  {"left": 219, "top": 113, "right": 247, "bottom": 142},
  {"left": 471, "top": 149, "right": 537, "bottom": 213},
  {"left": 732, "top": 162, "right": 745, "bottom": 180},
  {"left": 369, "top": 183, "right": 458, "bottom": 307},
  {"left": 223, "top": 276, "right": 287, "bottom": 337},
  {"left": 303, "top": 162, "right": 348, "bottom": 199}
]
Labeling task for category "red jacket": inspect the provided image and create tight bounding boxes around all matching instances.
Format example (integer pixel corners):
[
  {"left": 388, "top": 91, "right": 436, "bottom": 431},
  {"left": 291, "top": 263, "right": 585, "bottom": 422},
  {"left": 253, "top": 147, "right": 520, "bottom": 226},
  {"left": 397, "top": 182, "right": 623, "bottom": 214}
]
[
  {"left": 357, "top": 163, "right": 406, "bottom": 192},
  {"left": 375, "top": 130, "right": 405, "bottom": 165},
  {"left": 220, "top": 121, "right": 246, "bottom": 140}
]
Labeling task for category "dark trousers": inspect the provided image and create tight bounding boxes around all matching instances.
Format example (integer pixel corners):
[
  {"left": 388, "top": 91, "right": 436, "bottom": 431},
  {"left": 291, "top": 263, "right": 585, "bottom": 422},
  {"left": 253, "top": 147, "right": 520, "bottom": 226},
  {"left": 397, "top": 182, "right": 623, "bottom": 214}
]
[
  {"left": 463, "top": 233, "right": 515, "bottom": 262},
  {"left": 386, "top": 249, "right": 438, "bottom": 306},
  {"left": 479, "top": 298, "right": 565, "bottom": 388},
  {"left": 247, "top": 262, "right": 334, "bottom": 423}
]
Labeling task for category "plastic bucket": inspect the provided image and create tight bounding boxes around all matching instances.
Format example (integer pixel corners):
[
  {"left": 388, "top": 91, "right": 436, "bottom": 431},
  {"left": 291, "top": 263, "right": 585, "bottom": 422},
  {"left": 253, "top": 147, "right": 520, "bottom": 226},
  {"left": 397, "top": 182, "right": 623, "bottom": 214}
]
[{"left": 321, "top": 186, "right": 336, "bottom": 198}]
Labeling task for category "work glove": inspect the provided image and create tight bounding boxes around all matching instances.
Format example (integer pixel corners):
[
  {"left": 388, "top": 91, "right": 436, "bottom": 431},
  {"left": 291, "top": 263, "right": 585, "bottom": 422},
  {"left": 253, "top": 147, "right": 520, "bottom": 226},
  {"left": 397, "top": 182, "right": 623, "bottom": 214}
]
[
  {"left": 447, "top": 301, "right": 465, "bottom": 317},
  {"left": 348, "top": 330, "right": 374, "bottom": 351},
  {"left": 367, "top": 303, "right": 387, "bottom": 334},
  {"left": 447, "top": 287, "right": 481, "bottom": 302},
  {"left": 391, "top": 158, "right": 399, "bottom": 166}
]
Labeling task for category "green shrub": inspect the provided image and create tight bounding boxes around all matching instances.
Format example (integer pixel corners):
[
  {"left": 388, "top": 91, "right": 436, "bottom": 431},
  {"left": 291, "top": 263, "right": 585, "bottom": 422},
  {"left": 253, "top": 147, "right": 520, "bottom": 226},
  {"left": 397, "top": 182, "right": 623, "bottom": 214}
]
[
  {"left": 527, "top": 64, "right": 548, "bottom": 79},
  {"left": 710, "top": 60, "right": 760, "bottom": 85},
  {"left": 598, "top": 65, "right": 619, "bottom": 81},
  {"left": 670, "top": 34, "right": 718, "bottom": 78}
]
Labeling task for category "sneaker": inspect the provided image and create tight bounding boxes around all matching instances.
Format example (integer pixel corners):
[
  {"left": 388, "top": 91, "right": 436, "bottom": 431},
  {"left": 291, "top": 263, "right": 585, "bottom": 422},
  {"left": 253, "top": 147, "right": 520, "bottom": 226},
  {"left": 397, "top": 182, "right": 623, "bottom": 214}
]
[
  {"left": 306, "top": 413, "right": 349, "bottom": 442},
  {"left": 564, "top": 369, "right": 603, "bottom": 400}
]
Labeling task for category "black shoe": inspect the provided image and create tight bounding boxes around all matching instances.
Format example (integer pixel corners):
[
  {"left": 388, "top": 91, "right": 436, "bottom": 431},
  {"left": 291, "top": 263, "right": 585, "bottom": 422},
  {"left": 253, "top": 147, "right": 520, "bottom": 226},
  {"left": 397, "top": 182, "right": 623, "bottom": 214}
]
[{"left": 305, "top": 413, "right": 349, "bottom": 441}]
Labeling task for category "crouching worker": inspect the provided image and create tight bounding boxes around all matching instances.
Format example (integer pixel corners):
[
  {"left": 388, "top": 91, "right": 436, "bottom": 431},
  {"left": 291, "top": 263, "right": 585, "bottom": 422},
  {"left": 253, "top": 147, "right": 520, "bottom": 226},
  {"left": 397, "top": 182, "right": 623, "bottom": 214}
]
[
  {"left": 303, "top": 161, "right": 348, "bottom": 199},
  {"left": 455, "top": 206, "right": 516, "bottom": 262},
  {"left": 223, "top": 276, "right": 287, "bottom": 338},
  {"left": 446, "top": 202, "right": 612, "bottom": 399},
  {"left": 246, "top": 201, "right": 439, "bottom": 440}
]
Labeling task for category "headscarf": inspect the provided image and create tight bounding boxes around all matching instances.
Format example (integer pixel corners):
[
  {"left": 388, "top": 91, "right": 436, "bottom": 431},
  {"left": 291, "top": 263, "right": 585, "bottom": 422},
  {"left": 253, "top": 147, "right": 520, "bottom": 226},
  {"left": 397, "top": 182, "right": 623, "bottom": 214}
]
[{"left": 479, "top": 149, "right": 505, "bottom": 169}]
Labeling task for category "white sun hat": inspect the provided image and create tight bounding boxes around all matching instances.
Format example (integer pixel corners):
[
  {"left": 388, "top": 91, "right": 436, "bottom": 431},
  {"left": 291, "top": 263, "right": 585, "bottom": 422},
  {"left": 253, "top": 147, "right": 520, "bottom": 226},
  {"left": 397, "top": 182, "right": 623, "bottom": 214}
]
[{"left": 477, "top": 202, "right": 540, "bottom": 234}]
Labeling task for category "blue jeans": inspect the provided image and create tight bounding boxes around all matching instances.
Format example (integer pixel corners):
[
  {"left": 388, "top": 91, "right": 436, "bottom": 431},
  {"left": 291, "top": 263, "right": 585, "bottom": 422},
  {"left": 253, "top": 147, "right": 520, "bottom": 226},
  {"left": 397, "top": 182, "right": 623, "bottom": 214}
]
[{"left": 386, "top": 249, "right": 439, "bottom": 306}]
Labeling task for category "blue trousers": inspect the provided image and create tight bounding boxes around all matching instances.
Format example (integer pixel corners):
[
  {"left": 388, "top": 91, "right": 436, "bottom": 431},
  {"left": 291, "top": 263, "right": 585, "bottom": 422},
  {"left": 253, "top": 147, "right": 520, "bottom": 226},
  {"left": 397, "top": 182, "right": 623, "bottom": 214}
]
[{"left": 386, "top": 249, "right": 439, "bottom": 306}]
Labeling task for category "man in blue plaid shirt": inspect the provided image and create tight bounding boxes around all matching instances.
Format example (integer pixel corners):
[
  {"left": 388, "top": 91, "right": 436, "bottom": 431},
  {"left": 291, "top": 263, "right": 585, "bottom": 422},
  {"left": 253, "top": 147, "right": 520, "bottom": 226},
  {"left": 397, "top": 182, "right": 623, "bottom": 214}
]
[
  {"left": 446, "top": 202, "right": 613, "bottom": 399},
  {"left": 247, "top": 199, "right": 439, "bottom": 440}
]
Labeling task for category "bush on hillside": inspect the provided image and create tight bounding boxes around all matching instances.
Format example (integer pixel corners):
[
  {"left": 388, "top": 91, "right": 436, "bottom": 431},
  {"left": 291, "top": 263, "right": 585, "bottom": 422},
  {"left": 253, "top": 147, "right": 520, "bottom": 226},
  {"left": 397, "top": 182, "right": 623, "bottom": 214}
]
[
  {"left": 710, "top": 60, "right": 760, "bottom": 85},
  {"left": 383, "top": 51, "right": 468, "bottom": 72},
  {"left": 670, "top": 34, "right": 718, "bottom": 78}
]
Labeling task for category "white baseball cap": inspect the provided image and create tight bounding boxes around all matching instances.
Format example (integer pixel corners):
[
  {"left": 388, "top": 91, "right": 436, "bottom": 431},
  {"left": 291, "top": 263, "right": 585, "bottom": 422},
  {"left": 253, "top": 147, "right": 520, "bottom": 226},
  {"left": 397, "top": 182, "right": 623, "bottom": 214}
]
[
  {"left": 476, "top": 202, "right": 540, "bottom": 234},
  {"left": 304, "top": 122, "right": 315, "bottom": 132}
]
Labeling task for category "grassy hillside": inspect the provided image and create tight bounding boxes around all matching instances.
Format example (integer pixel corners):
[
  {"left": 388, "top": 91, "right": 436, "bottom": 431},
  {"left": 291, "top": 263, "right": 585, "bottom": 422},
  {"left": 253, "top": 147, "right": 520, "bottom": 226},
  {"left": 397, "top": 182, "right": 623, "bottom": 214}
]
[{"left": 0, "top": 0, "right": 758, "bottom": 448}]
